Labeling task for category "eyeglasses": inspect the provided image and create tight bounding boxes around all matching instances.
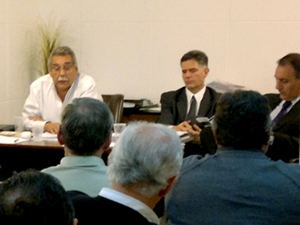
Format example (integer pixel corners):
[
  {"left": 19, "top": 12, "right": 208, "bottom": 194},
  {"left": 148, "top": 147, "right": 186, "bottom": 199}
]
[{"left": 51, "top": 63, "right": 74, "bottom": 74}]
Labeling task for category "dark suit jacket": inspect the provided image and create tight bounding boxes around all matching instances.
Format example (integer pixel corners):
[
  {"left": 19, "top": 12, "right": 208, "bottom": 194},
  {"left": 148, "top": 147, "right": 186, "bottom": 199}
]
[
  {"left": 157, "top": 86, "right": 220, "bottom": 157},
  {"left": 157, "top": 86, "right": 220, "bottom": 126},
  {"left": 68, "top": 191, "right": 157, "bottom": 225},
  {"left": 265, "top": 94, "right": 300, "bottom": 162},
  {"left": 164, "top": 149, "right": 300, "bottom": 225}
]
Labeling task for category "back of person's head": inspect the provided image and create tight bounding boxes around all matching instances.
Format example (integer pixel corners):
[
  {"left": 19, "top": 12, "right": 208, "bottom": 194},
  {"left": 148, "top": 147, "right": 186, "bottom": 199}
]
[
  {"left": 60, "top": 97, "right": 114, "bottom": 155},
  {"left": 212, "top": 90, "right": 271, "bottom": 150},
  {"left": 277, "top": 53, "right": 300, "bottom": 79},
  {"left": 0, "top": 171, "right": 75, "bottom": 225},
  {"left": 47, "top": 46, "right": 77, "bottom": 68},
  {"left": 180, "top": 50, "right": 208, "bottom": 67},
  {"left": 107, "top": 122, "right": 183, "bottom": 197}
]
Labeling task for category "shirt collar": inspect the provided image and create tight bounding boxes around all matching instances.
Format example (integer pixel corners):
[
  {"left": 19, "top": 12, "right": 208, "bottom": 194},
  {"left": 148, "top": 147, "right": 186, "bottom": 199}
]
[
  {"left": 279, "top": 96, "right": 300, "bottom": 111},
  {"left": 60, "top": 156, "right": 106, "bottom": 167},
  {"left": 291, "top": 96, "right": 300, "bottom": 105},
  {"left": 99, "top": 188, "right": 159, "bottom": 224},
  {"left": 185, "top": 86, "right": 206, "bottom": 104}
]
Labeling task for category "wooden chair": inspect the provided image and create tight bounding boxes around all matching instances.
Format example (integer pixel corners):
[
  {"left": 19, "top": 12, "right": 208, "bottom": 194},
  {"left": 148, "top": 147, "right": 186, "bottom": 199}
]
[{"left": 102, "top": 94, "right": 124, "bottom": 123}]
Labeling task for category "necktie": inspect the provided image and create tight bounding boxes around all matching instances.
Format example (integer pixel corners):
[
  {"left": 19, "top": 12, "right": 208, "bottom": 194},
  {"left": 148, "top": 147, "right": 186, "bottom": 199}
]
[
  {"left": 272, "top": 101, "right": 292, "bottom": 127},
  {"left": 186, "top": 96, "right": 196, "bottom": 121}
]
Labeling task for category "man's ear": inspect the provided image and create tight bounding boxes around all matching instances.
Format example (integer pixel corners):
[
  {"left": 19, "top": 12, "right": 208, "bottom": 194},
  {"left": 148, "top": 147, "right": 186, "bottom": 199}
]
[
  {"left": 102, "top": 130, "right": 112, "bottom": 152},
  {"left": 57, "top": 126, "right": 65, "bottom": 145},
  {"left": 204, "top": 67, "right": 209, "bottom": 77},
  {"left": 262, "top": 130, "right": 271, "bottom": 154},
  {"left": 73, "top": 218, "right": 78, "bottom": 225},
  {"left": 159, "top": 176, "right": 179, "bottom": 197},
  {"left": 74, "top": 65, "right": 79, "bottom": 74},
  {"left": 212, "top": 129, "right": 217, "bottom": 144}
]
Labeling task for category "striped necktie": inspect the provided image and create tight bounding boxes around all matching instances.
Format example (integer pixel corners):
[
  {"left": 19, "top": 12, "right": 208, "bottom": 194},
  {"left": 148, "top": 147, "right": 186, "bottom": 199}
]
[{"left": 272, "top": 101, "right": 292, "bottom": 128}]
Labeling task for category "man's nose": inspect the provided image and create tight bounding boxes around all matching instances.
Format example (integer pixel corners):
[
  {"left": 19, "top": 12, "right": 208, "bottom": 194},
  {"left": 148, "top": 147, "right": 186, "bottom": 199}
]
[
  {"left": 276, "top": 82, "right": 281, "bottom": 90},
  {"left": 184, "top": 71, "right": 191, "bottom": 78},
  {"left": 59, "top": 68, "right": 65, "bottom": 76}
]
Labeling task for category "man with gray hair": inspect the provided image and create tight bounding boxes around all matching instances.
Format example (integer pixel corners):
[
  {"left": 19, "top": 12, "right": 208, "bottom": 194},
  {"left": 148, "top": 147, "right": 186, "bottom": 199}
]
[
  {"left": 68, "top": 122, "right": 183, "bottom": 225},
  {"left": 22, "top": 46, "right": 99, "bottom": 134},
  {"left": 42, "top": 97, "right": 113, "bottom": 197}
]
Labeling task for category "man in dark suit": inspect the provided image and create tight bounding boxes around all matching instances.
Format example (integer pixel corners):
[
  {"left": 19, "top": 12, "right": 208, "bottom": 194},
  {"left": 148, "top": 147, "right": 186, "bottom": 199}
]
[
  {"left": 68, "top": 122, "right": 183, "bottom": 225},
  {"left": 265, "top": 53, "right": 300, "bottom": 163},
  {"left": 163, "top": 90, "right": 300, "bottom": 225},
  {"left": 157, "top": 50, "right": 220, "bottom": 156}
]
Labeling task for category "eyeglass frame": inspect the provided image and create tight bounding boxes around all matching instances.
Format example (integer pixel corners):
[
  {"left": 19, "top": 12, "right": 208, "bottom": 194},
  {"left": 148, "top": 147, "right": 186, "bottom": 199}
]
[{"left": 50, "top": 62, "right": 75, "bottom": 74}]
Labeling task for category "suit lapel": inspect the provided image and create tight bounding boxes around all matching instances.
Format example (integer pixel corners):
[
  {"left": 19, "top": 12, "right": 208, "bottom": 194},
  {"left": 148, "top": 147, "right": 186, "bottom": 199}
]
[
  {"left": 198, "top": 88, "right": 211, "bottom": 117},
  {"left": 273, "top": 99, "right": 300, "bottom": 130},
  {"left": 268, "top": 94, "right": 282, "bottom": 110},
  {"left": 176, "top": 89, "right": 188, "bottom": 123}
]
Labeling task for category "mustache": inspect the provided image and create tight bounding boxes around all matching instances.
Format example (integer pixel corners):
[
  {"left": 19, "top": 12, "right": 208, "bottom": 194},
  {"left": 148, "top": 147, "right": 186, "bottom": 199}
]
[{"left": 58, "top": 77, "right": 68, "bottom": 82}]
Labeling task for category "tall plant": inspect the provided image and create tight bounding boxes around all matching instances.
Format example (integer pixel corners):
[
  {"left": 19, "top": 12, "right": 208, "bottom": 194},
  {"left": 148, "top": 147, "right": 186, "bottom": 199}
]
[{"left": 34, "top": 17, "right": 65, "bottom": 76}]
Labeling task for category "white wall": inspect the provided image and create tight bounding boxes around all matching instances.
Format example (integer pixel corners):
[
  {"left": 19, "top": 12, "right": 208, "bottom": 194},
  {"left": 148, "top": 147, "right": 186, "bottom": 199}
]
[{"left": 1, "top": 0, "right": 300, "bottom": 124}]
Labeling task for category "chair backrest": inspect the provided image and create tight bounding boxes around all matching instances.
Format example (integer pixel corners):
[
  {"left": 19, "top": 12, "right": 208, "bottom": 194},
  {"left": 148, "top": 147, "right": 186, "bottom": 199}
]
[{"left": 102, "top": 94, "right": 124, "bottom": 123}]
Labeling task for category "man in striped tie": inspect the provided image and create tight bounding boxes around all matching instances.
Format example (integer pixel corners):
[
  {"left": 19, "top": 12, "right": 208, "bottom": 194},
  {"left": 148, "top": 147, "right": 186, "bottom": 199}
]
[{"left": 265, "top": 53, "right": 300, "bottom": 162}]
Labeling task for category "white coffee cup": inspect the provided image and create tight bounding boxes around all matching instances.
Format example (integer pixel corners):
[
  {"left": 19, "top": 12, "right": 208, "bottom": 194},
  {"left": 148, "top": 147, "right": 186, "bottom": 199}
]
[
  {"left": 32, "top": 125, "right": 43, "bottom": 142},
  {"left": 113, "top": 123, "right": 126, "bottom": 134},
  {"left": 14, "top": 116, "right": 23, "bottom": 132}
]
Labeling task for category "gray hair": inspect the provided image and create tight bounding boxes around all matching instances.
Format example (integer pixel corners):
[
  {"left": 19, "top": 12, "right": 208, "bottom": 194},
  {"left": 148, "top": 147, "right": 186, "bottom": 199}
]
[
  {"left": 61, "top": 97, "right": 114, "bottom": 155},
  {"left": 107, "top": 122, "right": 183, "bottom": 197},
  {"left": 47, "top": 46, "right": 77, "bottom": 69}
]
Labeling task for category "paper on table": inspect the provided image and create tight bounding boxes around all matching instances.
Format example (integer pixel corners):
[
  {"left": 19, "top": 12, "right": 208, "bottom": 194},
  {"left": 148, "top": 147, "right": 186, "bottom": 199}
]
[
  {"left": 139, "top": 107, "right": 161, "bottom": 113},
  {"left": 123, "top": 102, "right": 135, "bottom": 108},
  {"left": 176, "top": 131, "right": 188, "bottom": 137},
  {"left": 0, "top": 136, "right": 28, "bottom": 144},
  {"left": 42, "top": 132, "right": 58, "bottom": 142}
]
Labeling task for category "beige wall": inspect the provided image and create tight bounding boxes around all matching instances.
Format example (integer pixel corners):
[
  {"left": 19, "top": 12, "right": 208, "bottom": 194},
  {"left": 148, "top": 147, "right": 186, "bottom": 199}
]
[{"left": 1, "top": 0, "right": 300, "bottom": 124}]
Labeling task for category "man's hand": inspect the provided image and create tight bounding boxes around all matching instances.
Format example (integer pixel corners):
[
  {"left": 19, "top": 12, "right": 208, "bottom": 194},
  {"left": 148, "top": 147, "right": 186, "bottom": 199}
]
[
  {"left": 190, "top": 124, "right": 202, "bottom": 144},
  {"left": 44, "top": 122, "right": 60, "bottom": 134},
  {"left": 173, "top": 121, "right": 202, "bottom": 144},
  {"left": 29, "top": 116, "right": 43, "bottom": 121},
  {"left": 172, "top": 121, "right": 202, "bottom": 136}
]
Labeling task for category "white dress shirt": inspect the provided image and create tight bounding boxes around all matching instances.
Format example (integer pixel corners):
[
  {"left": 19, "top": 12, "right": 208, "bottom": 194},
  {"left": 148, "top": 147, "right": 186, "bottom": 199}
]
[
  {"left": 185, "top": 86, "right": 206, "bottom": 116},
  {"left": 99, "top": 188, "right": 160, "bottom": 225},
  {"left": 22, "top": 73, "right": 99, "bottom": 131}
]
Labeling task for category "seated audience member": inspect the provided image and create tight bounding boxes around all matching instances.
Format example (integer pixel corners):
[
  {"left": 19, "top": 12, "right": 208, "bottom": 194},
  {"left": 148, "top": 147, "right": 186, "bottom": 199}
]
[
  {"left": 68, "top": 122, "right": 183, "bottom": 225},
  {"left": 42, "top": 97, "right": 113, "bottom": 197},
  {"left": 0, "top": 170, "right": 77, "bottom": 225},
  {"left": 163, "top": 90, "right": 300, "bottom": 225},
  {"left": 265, "top": 53, "right": 300, "bottom": 162},
  {"left": 157, "top": 50, "right": 220, "bottom": 156},
  {"left": 22, "top": 46, "right": 99, "bottom": 134}
]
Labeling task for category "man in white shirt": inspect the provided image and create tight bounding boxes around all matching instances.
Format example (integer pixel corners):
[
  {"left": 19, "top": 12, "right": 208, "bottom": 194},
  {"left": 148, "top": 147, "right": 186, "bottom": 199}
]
[
  {"left": 22, "top": 46, "right": 99, "bottom": 134},
  {"left": 157, "top": 50, "right": 220, "bottom": 156},
  {"left": 68, "top": 122, "right": 183, "bottom": 225},
  {"left": 265, "top": 53, "right": 300, "bottom": 162}
]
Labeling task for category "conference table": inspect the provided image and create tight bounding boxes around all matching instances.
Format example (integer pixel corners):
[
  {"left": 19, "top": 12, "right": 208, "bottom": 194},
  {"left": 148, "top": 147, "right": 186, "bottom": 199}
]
[
  {"left": 0, "top": 134, "right": 64, "bottom": 180},
  {"left": 0, "top": 130, "right": 192, "bottom": 181}
]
